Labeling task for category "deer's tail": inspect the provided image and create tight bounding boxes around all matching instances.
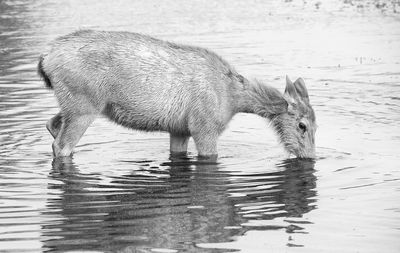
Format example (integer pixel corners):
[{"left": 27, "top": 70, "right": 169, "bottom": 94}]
[{"left": 38, "top": 55, "right": 53, "bottom": 89}]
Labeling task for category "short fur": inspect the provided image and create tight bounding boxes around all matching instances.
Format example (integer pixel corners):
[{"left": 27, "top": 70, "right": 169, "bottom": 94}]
[{"left": 39, "top": 30, "right": 316, "bottom": 158}]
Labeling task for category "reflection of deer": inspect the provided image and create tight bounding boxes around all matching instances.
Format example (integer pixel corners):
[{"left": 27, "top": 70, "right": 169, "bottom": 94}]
[
  {"left": 230, "top": 159, "right": 317, "bottom": 221},
  {"left": 276, "top": 159, "right": 317, "bottom": 218},
  {"left": 38, "top": 30, "right": 316, "bottom": 159},
  {"left": 43, "top": 158, "right": 239, "bottom": 252},
  {"left": 42, "top": 157, "right": 316, "bottom": 252}
]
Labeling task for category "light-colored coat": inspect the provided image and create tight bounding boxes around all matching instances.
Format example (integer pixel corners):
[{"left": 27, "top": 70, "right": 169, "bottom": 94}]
[{"left": 39, "top": 30, "right": 315, "bottom": 158}]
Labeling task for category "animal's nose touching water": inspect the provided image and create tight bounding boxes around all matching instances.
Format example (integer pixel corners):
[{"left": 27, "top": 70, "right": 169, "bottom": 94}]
[{"left": 38, "top": 30, "right": 316, "bottom": 159}]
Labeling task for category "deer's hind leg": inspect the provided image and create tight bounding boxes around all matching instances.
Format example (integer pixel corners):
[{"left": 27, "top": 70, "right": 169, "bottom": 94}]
[
  {"left": 51, "top": 87, "right": 102, "bottom": 157},
  {"left": 52, "top": 113, "right": 96, "bottom": 157},
  {"left": 46, "top": 112, "right": 63, "bottom": 139}
]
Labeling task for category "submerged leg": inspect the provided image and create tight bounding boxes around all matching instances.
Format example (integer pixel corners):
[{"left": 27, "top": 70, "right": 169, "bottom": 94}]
[
  {"left": 52, "top": 114, "right": 96, "bottom": 157},
  {"left": 170, "top": 134, "right": 190, "bottom": 156},
  {"left": 46, "top": 112, "right": 63, "bottom": 139},
  {"left": 191, "top": 132, "right": 218, "bottom": 160}
]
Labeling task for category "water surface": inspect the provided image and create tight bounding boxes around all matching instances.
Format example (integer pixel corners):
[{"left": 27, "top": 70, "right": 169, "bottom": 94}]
[{"left": 1, "top": 0, "right": 400, "bottom": 252}]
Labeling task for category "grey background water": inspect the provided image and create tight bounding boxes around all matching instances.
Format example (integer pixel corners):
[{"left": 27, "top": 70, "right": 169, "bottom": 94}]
[{"left": 1, "top": 0, "right": 399, "bottom": 252}]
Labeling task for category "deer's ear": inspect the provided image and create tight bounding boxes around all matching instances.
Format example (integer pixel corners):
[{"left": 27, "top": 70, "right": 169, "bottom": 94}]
[
  {"left": 284, "top": 75, "right": 299, "bottom": 99},
  {"left": 294, "top": 78, "right": 309, "bottom": 102}
]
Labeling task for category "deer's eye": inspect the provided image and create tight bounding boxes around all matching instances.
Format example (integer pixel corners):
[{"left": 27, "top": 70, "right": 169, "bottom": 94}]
[{"left": 299, "top": 122, "right": 307, "bottom": 133}]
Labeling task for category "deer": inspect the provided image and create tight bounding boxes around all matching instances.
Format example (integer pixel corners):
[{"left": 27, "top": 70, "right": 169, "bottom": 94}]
[{"left": 38, "top": 30, "right": 316, "bottom": 159}]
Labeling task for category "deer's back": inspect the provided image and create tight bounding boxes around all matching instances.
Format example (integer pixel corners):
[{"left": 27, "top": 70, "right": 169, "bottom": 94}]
[{"left": 42, "top": 30, "right": 240, "bottom": 133}]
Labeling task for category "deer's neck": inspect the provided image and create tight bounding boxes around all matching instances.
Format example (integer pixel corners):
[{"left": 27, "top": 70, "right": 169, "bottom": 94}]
[{"left": 233, "top": 78, "right": 286, "bottom": 119}]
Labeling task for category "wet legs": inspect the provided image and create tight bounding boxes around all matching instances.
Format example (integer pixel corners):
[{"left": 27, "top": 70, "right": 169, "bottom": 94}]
[
  {"left": 51, "top": 114, "right": 96, "bottom": 157},
  {"left": 46, "top": 112, "right": 63, "bottom": 139},
  {"left": 192, "top": 132, "right": 218, "bottom": 160},
  {"left": 170, "top": 134, "right": 189, "bottom": 156}
]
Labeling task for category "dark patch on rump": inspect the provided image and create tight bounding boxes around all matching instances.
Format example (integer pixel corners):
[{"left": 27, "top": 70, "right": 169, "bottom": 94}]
[{"left": 38, "top": 56, "right": 53, "bottom": 89}]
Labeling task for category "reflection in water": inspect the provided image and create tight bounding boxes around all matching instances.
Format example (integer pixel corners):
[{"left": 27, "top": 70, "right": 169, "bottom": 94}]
[
  {"left": 41, "top": 158, "right": 316, "bottom": 252},
  {"left": 238, "top": 159, "right": 316, "bottom": 215}
]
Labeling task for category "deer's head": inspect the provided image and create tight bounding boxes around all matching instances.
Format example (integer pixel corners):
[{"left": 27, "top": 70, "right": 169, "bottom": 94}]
[{"left": 271, "top": 76, "right": 316, "bottom": 159}]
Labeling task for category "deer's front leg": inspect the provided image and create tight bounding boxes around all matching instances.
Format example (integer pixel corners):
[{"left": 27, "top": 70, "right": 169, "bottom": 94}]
[
  {"left": 169, "top": 134, "right": 190, "bottom": 156},
  {"left": 191, "top": 131, "right": 218, "bottom": 160}
]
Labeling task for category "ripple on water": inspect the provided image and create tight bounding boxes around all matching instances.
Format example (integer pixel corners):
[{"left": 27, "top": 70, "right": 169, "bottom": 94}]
[{"left": 2, "top": 155, "right": 312, "bottom": 252}]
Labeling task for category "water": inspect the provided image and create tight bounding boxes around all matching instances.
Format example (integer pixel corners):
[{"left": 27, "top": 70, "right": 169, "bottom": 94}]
[{"left": 1, "top": 0, "right": 400, "bottom": 252}]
